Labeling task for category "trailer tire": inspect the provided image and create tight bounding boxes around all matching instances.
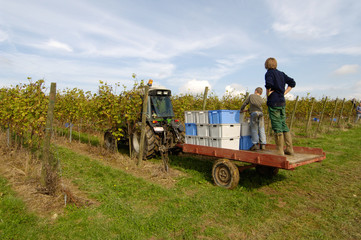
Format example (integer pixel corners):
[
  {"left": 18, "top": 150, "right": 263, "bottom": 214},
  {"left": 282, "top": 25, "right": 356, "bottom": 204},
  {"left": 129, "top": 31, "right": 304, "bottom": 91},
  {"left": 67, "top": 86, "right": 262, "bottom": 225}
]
[
  {"left": 212, "top": 159, "right": 239, "bottom": 189},
  {"left": 255, "top": 165, "right": 279, "bottom": 177},
  {"left": 131, "top": 124, "right": 155, "bottom": 160}
]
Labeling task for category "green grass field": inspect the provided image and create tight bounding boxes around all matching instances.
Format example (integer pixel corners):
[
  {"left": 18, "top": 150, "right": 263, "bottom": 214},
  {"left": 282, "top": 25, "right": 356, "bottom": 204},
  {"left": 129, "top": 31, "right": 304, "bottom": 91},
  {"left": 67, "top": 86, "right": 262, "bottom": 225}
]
[{"left": 0, "top": 126, "right": 360, "bottom": 239}]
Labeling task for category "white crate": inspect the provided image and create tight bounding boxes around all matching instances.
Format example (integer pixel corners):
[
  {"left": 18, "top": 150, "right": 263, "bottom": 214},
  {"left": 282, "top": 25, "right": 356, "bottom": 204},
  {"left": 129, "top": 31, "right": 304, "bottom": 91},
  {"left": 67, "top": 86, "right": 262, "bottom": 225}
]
[
  {"left": 240, "top": 122, "right": 251, "bottom": 136},
  {"left": 185, "top": 135, "right": 196, "bottom": 144},
  {"left": 196, "top": 136, "right": 209, "bottom": 146},
  {"left": 195, "top": 111, "right": 209, "bottom": 124},
  {"left": 185, "top": 111, "right": 209, "bottom": 124},
  {"left": 196, "top": 124, "right": 209, "bottom": 137},
  {"left": 184, "top": 111, "right": 195, "bottom": 123},
  {"left": 209, "top": 124, "right": 240, "bottom": 138},
  {"left": 209, "top": 137, "right": 240, "bottom": 150}
]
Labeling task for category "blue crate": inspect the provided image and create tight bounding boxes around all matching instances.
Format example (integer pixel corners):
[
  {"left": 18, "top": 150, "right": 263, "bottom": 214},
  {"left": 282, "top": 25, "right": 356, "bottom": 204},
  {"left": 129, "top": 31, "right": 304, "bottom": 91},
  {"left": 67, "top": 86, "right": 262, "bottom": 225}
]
[
  {"left": 208, "top": 110, "right": 240, "bottom": 124},
  {"left": 185, "top": 123, "right": 197, "bottom": 136},
  {"left": 239, "top": 135, "right": 253, "bottom": 150}
]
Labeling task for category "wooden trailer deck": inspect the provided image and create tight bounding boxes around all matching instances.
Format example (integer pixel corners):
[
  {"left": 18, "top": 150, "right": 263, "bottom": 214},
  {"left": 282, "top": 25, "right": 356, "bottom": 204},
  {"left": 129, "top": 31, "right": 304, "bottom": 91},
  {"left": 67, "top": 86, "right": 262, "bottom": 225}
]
[{"left": 182, "top": 143, "right": 326, "bottom": 170}]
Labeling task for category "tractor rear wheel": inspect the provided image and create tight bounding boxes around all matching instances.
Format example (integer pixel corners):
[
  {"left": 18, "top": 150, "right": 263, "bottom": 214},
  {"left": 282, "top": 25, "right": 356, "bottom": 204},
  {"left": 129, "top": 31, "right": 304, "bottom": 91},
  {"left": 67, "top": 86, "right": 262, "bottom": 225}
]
[
  {"left": 131, "top": 124, "right": 156, "bottom": 159},
  {"left": 212, "top": 159, "right": 240, "bottom": 189}
]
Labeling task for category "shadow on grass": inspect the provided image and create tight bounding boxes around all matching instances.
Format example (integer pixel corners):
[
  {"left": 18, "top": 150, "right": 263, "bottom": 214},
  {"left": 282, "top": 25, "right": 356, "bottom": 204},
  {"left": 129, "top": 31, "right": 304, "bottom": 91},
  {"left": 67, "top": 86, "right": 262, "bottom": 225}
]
[
  {"left": 238, "top": 168, "right": 287, "bottom": 191},
  {"left": 170, "top": 154, "right": 214, "bottom": 182},
  {"left": 169, "top": 153, "right": 287, "bottom": 190}
]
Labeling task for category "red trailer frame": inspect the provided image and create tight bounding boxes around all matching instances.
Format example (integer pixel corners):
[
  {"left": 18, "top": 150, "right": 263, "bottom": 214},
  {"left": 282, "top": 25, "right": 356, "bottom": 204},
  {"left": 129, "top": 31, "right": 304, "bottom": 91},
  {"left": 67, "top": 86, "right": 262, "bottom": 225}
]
[{"left": 181, "top": 143, "right": 326, "bottom": 189}]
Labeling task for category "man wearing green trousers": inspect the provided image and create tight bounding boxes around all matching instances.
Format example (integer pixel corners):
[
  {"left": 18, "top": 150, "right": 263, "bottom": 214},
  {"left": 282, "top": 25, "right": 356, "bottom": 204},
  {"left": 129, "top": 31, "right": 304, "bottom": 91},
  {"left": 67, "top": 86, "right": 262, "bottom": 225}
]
[{"left": 264, "top": 57, "right": 296, "bottom": 155}]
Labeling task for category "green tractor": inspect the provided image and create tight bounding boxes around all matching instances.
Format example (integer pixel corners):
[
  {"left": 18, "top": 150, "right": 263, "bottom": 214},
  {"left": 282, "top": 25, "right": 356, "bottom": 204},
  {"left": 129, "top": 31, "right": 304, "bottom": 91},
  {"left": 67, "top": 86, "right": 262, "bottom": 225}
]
[{"left": 104, "top": 81, "right": 185, "bottom": 161}]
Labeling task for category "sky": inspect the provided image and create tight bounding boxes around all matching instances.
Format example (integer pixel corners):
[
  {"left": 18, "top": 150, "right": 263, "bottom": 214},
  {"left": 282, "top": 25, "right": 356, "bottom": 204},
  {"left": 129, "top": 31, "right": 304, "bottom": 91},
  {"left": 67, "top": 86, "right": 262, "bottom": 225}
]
[{"left": 1, "top": 0, "right": 361, "bottom": 100}]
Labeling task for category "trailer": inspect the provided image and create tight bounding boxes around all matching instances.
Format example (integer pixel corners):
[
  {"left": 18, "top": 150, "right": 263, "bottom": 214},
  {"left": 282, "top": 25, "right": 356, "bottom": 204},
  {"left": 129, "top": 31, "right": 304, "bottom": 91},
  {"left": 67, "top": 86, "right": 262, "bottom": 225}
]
[{"left": 182, "top": 143, "right": 326, "bottom": 189}]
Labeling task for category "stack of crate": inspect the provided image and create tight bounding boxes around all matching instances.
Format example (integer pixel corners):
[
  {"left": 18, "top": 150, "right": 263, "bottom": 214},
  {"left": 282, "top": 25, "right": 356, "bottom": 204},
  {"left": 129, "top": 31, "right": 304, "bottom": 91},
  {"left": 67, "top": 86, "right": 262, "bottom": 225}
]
[
  {"left": 239, "top": 121, "right": 254, "bottom": 150},
  {"left": 184, "top": 110, "right": 253, "bottom": 150},
  {"left": 184, "top": 111, "right": 209, "bottom": 146},
  {"left": 208, "top": 110, "right": 240, "bottom": 150}
]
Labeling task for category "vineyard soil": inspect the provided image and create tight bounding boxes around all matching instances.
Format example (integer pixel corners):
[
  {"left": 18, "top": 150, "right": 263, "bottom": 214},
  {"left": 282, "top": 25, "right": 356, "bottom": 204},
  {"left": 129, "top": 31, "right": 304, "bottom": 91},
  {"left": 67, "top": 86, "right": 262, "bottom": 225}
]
[{"left": 0, "top": 136, "right": 106, "bottom": 216}]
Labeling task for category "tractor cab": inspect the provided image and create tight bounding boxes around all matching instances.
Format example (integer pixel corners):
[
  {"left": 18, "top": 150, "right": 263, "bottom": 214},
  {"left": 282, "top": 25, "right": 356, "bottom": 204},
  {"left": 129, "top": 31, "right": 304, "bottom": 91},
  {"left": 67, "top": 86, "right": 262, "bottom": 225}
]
[{"left": 147, "top": 87, "right": 175, "bottom": 120}]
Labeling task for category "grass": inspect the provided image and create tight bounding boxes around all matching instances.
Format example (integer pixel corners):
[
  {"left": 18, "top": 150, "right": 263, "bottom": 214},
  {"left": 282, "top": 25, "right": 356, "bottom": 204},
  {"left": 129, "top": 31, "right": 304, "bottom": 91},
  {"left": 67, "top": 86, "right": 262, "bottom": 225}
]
[
  {"left": 1, "top": 126, "right": 361, "bottom": 239},
  {"left": 56, "top": 127, "right": 100, "bottom": 147}
]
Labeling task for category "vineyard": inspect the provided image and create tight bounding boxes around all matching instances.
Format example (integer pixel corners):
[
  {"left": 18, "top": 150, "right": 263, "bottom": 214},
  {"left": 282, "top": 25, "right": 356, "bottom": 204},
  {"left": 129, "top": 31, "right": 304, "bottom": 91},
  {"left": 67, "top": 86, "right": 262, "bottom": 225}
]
[
  {"left": 0, "top": 79, "right": 358, "bottom": 148},
  {"left": 0, "top": 79, "right": 360, "bottom": 239}
]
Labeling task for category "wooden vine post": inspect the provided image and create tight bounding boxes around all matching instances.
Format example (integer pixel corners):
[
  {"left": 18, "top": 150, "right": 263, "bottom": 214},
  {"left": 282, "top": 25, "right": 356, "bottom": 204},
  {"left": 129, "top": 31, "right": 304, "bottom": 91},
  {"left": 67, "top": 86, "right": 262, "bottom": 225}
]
[
  {"left": 305, "top": 98, "right": 315, "bottom": 137},
  {"left": 289, "top": 95, "right": 299, "bottom": 131},
  {"left": 128, "top": 122, "right": 132, "bottom": 158},
  {"left": 337, "top": 98, "right": 346, "bottom": 127},
  {"left": 202, "top": 86, "right": 209, "bottom": 110},
  {"left": 6, "top": 127, "right": 10, "bottom": 147},
  {"left": 347, "top": 101, "right": 355, "bottom": 124},
  {"left": 137, "top": 84, "right": 150, "bottom": 166},
  {"left": 41, "top": 82, "right": 58, "bottom": 194},
  {"left": 330, "top": 98, "right": 338, "bottom": 126},
  {"left": 315, "top": 96, "right": 328, "bottom": 136}
]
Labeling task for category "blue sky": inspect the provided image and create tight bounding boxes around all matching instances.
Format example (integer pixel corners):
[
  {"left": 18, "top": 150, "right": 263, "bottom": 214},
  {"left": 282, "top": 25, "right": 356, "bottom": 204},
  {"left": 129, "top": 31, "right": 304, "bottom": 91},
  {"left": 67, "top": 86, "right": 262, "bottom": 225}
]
[{"left": 1, "top": 0, "right": 361, "bottom": 100}]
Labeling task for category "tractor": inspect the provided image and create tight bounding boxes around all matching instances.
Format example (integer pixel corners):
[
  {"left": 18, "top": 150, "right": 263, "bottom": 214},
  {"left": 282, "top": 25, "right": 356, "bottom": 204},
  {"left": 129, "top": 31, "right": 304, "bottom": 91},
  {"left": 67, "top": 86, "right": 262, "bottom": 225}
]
[{"left": 104, "top": 80, "right": 185, "bottom": 163}]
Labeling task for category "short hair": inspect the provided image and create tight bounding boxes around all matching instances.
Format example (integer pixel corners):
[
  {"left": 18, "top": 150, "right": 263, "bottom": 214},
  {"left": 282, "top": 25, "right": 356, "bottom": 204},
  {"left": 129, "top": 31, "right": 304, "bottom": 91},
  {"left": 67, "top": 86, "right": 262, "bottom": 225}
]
[
  {"left": 255, "top": 87, "right": 263, "bottom": 94},
  {"left": 265, "top": 57, "right": 277, "bottom": 70}
]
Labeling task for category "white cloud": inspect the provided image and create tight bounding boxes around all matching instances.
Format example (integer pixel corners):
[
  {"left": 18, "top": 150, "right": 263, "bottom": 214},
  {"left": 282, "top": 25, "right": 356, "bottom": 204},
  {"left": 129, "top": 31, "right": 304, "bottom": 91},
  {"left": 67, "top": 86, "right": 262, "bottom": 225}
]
[
  {"left": 224, "top": 84, "right": 246, "bottom": 97},
  {"left": 333, "top": 64, "right": 360, "bottom": 75},
  {"left": 0, "top": 52, "right": 166, "bottom": 91},
  {"left": 45, "top": 39, "right": 73, "bottom": 52},
  {"left": 31, "top": 39, "right": 73, "bottom": 52},
  {"left": 310, "top": 45, "right": 361, "bottom": 55},
  {"left": 133, "top": 62, "right": 175, "bottom": 80},
  {"left": 351, "top": 80, "right": 361, "bottom": 98},
  {"left": 215, "top": 54, "right": 257, "bottom": 75},
  {"left": 268, "top": 0, "right": 343, "bottom": 40},
  {"left": 0, "top": 29, "right": 8, "bottom": 42},
  {"left": 285, "top": 93, "right": 295, "bottom": 100},
  {"left": 179, "top": 79, "right": 211, "bottom": 94}
]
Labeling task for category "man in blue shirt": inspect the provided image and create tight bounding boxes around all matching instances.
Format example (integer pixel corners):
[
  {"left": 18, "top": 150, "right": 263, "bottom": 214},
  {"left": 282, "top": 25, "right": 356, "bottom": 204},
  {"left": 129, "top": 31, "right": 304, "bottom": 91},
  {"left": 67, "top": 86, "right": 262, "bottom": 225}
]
[{"left": 265, "top": 57, "right": 296, "bottom": 155}]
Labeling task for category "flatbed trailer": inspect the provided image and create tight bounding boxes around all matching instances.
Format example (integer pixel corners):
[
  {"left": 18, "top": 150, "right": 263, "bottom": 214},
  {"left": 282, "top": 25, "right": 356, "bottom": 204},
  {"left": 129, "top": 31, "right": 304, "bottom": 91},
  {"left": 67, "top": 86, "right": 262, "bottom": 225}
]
[{"left": 181, "top": 143, "right": 326, "bottom": 189}]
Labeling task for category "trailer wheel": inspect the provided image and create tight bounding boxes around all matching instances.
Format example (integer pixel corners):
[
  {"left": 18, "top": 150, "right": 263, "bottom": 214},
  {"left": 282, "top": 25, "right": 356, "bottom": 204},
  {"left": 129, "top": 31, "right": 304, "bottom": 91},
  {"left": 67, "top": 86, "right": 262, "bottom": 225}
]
[
  {"left": 131, "top": 124, "right": 155, "bottom": 159},
  {"left": 104, "top": 131, "right": 116, "bottom": 151},
  {"left": 255, "top": 165, "right": 279, "bottom": 177},
  {"left": 212, "top": 159, "right": 240, "bottom": 189}
]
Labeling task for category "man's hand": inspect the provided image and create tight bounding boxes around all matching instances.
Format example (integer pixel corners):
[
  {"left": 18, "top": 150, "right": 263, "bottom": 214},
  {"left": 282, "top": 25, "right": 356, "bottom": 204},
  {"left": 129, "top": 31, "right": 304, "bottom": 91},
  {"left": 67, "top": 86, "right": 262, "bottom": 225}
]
[{"left": 266, "top": 88, "right": 274, "bottom": 97}]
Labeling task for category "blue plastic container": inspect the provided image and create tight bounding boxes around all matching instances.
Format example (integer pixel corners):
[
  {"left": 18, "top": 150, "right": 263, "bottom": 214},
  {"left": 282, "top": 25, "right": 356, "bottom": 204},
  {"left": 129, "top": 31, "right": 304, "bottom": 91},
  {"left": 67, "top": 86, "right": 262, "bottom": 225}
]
[
  {"left": 239, "top": 135, "right": 253, "bottom": 150},
  {"left": 185, "top": 123, "right": 197, "bottom": 136},
  {"left": 208, "top": 110, "right": 240, "bottom": 124}
]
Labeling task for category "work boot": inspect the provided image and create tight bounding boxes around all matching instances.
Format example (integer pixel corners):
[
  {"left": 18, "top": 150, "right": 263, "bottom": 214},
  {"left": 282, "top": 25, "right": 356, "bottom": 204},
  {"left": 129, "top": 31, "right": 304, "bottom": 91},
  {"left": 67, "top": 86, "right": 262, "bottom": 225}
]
[
  {"left": 260, "top": 144, "right": 266, "bottom": 150},
  {"left": 283, "top": 131, "right": 294, "bottom": 155},
  {"left": 274, "top": 133, "right": 284, "bottom": 156},
  {"left": 249, "top": 144, "right": 258, "bottom": 151}
]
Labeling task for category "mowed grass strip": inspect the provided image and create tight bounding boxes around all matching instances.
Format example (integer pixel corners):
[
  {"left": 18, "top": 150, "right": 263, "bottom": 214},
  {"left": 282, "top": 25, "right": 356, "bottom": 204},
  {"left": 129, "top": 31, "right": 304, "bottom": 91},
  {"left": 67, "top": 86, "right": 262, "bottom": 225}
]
[{"left": 1, "top": 126, "right": 360, "bottom": 239}]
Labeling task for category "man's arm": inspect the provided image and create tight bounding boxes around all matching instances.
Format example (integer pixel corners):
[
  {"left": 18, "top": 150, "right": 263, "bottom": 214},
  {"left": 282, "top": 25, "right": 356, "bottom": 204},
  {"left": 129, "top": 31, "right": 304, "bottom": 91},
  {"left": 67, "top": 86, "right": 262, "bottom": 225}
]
[
  {"left": 284, "top": 86, "right": 292, "bottom": 95},
  {"left": 240, "top": 96, "right": 250, "bottom": 112}
]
